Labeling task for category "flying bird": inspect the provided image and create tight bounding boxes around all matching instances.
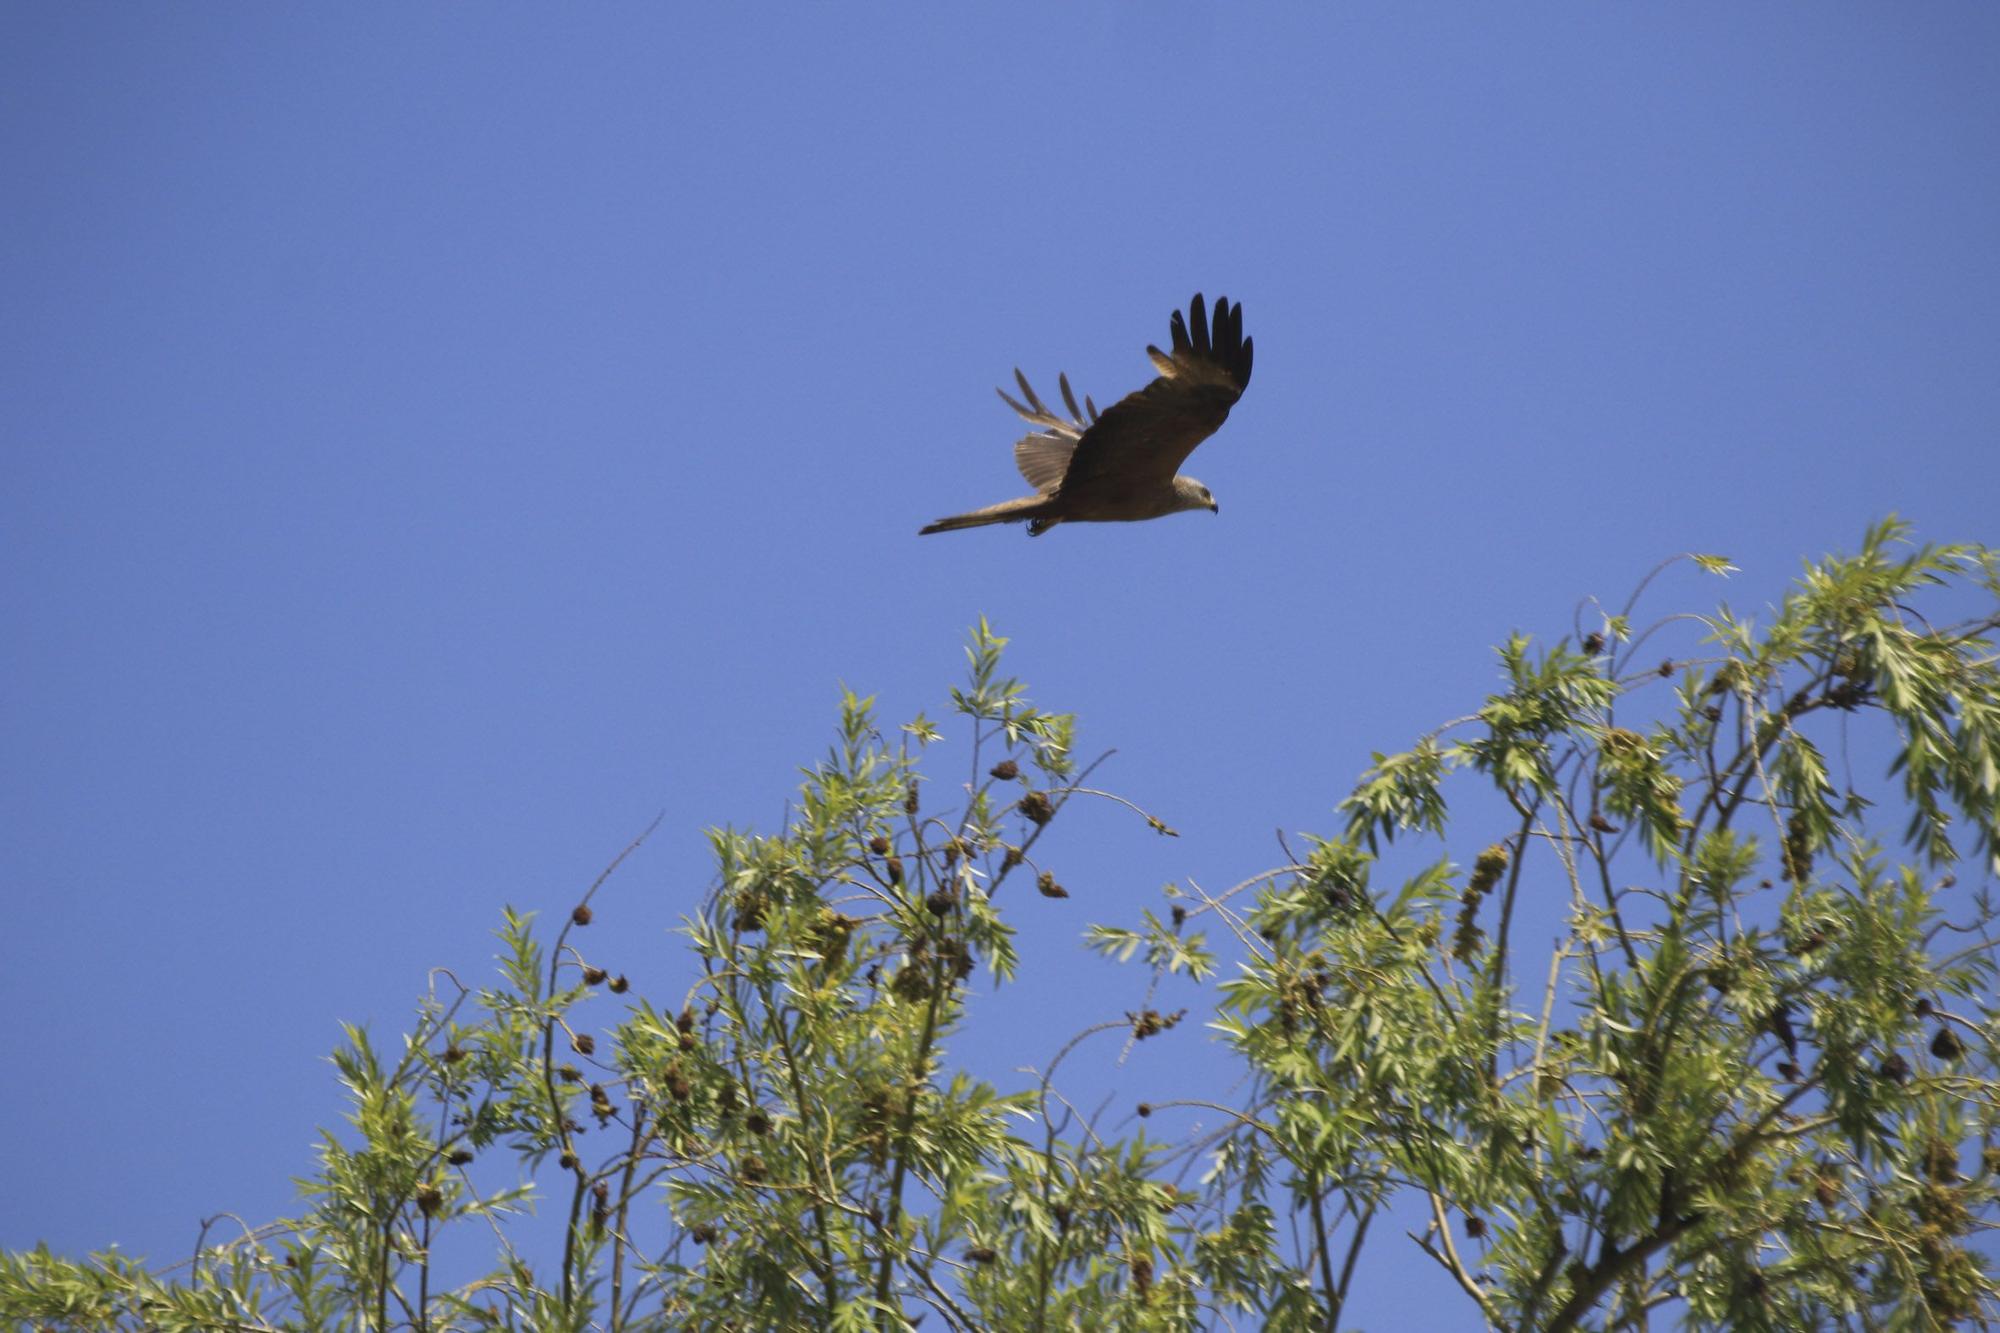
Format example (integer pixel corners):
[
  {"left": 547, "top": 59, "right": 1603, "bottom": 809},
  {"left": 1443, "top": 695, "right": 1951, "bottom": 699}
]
[{"left": 919, "top": 293, "right": 1253, "bottom": 536}]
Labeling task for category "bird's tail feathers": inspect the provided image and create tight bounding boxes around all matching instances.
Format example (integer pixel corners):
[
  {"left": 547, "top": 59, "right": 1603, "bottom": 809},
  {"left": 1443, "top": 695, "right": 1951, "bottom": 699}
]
[{"left": 918, "top": 494, "right": 1055, "bottom": 535}]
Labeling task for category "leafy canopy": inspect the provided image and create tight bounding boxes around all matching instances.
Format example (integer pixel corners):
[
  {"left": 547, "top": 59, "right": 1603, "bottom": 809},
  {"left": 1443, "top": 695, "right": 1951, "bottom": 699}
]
[{"left": 4, "top": 522, "right": 1997, "bottom": 1331}]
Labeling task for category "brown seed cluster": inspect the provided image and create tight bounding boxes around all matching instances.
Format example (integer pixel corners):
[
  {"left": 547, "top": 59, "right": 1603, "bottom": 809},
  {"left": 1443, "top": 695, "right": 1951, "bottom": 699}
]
[
  {"left": 1453, "top": 843, "right": 1510, "bottom": 961},
  {"left": 1128, "top": 1008, "right": 1185, "bottom": 1039}
]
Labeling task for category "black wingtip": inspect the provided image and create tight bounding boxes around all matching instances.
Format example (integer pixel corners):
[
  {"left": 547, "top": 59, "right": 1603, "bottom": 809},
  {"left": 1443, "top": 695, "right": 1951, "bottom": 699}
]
[{"left": 1160, "top": 292, "right": 1251, "bottom": 389}]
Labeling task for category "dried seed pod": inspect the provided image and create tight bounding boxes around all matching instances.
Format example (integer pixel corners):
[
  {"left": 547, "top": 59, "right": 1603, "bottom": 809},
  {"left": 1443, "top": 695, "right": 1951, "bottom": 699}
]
[
  {"left": 571, "top": 905, "right": 593, "bottom": 926},
  {"left": 868, "top": 835, "right": 891, "bottom": 855},
  {"left": 1019, "top": 791, "right": 1055, "bottom": 825},
  {"left": 1037, "top": 872, "right": 1068, "bottom": 899},
  {"left": 1769, "top": 1005, "right": 1798, "bottom": 1061},
  {"left": 989, "top": 760, "right": 1019, "bottom": 781},
  {"left": 583, "top": 966, "right": 607, "bottom": 985},
  {"left": 1467, "top": 844, "right": 1509, "bottom": 897}
]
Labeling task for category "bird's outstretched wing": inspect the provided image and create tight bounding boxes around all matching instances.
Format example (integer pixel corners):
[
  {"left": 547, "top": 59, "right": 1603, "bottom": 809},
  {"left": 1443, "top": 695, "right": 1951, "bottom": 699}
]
[
  {"left": 996, "top": 369, "right": 1098, "bottom": 495},
  {"left": 1053, "top": 294, "right": 1253, "bottom": 497}
]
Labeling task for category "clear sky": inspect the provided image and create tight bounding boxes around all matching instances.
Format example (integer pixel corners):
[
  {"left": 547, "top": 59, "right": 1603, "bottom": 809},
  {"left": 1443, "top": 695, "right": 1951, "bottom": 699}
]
[{"left": 4, "top": 5, "right": 1996, "bottom": 1325}]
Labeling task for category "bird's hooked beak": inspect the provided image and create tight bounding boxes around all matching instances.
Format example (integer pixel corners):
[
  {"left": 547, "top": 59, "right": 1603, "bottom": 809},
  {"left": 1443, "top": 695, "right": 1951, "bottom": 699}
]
[{"left": 1209, "top": 500, "right": 1220, "bottom": 515}]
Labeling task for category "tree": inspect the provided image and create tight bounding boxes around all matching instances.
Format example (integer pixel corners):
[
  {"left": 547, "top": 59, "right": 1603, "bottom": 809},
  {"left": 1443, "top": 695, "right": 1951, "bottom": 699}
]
[{"left": 5, "top": 519, "right": 1996, "bottom": 1330}]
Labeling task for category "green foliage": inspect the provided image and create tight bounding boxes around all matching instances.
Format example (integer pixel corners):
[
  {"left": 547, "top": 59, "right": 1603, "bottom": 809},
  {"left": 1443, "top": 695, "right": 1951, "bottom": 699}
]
[
  {"left": 1201, "top": 519, "right": 2000, "bottom": 1329},
  {"left": 4, "top": 522, "right": 1996, "bottom": 1331}
]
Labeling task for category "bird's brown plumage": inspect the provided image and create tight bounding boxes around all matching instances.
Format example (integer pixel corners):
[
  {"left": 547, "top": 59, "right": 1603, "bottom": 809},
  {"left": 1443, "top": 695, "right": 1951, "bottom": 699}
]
[{"left": 919, "top": 294, "right": 1253, "bottom": 536}]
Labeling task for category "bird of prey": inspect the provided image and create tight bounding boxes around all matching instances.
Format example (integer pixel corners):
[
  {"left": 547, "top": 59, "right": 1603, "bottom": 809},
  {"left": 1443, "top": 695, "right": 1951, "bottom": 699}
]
[{"left": 919, "top": 293, "right": 1253, "bottom": 536}]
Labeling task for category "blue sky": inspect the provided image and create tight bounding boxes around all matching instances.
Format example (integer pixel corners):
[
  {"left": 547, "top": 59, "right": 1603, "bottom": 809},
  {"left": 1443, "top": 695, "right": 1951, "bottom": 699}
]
[{"left": 4, "top": 5, "right": 1996, "bottom": 1324}]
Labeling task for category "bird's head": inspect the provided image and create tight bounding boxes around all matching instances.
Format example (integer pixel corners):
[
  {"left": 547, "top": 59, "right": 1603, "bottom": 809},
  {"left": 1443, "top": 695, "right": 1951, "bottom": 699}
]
[{"left": 1172, "top": 475, "right": 1219, "bottom": 516}]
